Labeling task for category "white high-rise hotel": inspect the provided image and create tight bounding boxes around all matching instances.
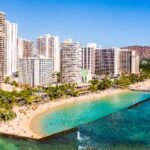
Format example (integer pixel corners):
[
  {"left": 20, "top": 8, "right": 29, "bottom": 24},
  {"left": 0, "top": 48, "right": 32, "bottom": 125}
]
[
  {"left": 82, "top": 43, "right": 96, "bottom": 81},
  {"left": 0, "top": 12, "right": 6, "bottom": 83},
  {"left": 0, "top": 12, "right": 19, "bottom": 81},
  {"left": 36, "top": 34, "right": 60, "bottom": 73},
  {"left": 19, "top": 57, "right": 53, "bottom": 87},
  {"left": 61, "top": 39, "right": 82, "bottom": 83},
  {"left": 17, "top": 37, "right": 34, "bottom": 59},
  {"left": 6, "top": 20, "right": 18, "bottom": 76}
]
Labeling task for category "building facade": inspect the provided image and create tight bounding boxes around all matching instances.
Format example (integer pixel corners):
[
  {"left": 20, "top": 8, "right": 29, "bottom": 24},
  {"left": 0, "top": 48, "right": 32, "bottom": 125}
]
[
  {"left": 0, "top": 12, "right": 6, "bottom": 83},
  {"left": 61, "top": 39, "right": 82, "bottom": 83},
  {"left": 17, "top": 38, "right": 34, "bottom": 59},
  {"left": 82, "top": 43, "right": 96, "bottom": 81},
  {"left": 131, "top": 51, "right": 139, "bottom": 74},
  {"left": 119, "top": 49, "right": 139, "bottom": 74},
  {"left": 18, "top": 57, "right": 53, "bottom": 87},
  {"left": 36, "top": 34, "right": 60, "bottom": 72},
  {"left": 95, "top": 48, "right": 120, "bottom": 76},
  {"left": 95, "top": 48, "right": 139, "bottom": 76},
  {"left": 6, "top": 21, "right": 18, "bottom": 76}
]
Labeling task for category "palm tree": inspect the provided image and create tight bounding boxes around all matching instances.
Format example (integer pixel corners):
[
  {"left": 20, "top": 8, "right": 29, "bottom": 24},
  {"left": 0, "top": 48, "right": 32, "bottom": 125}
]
[
  {"left": 114, "top": 75, "right": 131, "bottom": 88},
  {"left": 98, "top": 77, "right": 112, "bottom": 90},
  {"left": 0, "top": 109, "right": 16, "bottom": 121},
  {"left": 128, "top": 74, "right": 140, "bottom": 84}
]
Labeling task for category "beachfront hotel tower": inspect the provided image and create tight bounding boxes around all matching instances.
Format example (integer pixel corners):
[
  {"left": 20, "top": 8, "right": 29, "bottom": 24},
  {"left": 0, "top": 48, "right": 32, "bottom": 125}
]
[
  {"left": 82, "top": 43, "right": 96, "bottom": 81},
  {"left": 95, "top": 48, "right": 139, "bottom": 76},
  {"left": 119, "top": 49, "right": 139, "bottom": 74},
  {"left": 0, "top": 12, "right": 6, "bottom": 83},
  {"left": 61, "top": 39, "right": 82, "bottom": 83},
  {"left": 17, "top": 38, "right": 34, "bottom": 59},
  {"left": 18, "top": 56, "right": 53, "bottom": 87},
  {"left": 36, "top": 34, "right": 60, "bottom": 73},
  {"left": 5, "top": 20, "right": 18, "bottom": 76},
  {"left": 95, "top": 48, "right": 120, "bottom": 76}
]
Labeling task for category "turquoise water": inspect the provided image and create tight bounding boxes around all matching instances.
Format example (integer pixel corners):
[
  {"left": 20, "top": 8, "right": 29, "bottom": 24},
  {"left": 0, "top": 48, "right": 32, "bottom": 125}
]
[
  {"left": 39, "top": 91, "right": 150, "bottom": 136},
  {"left": 77, "top": 99, "right": 150, "bottom": 150},
  {"left": 0, "top": 91, "right": 150, "bottom": 150}
]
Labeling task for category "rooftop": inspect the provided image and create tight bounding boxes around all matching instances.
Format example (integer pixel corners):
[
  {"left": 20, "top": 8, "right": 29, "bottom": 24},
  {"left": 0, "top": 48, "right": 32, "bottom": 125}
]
[{"left": 0, "top": 12, "right": 5, "bottom": 15}]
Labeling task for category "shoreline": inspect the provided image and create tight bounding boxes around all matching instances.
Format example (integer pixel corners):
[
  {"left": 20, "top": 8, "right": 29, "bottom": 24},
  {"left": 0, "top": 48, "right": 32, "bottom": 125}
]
[
  {"left": 30, "top": 88, "right": 130, "bottom": 137},
  {"left": 0, "top": 88, "right": 129, "bottom": 139},
  {"left": 0, "top": 80, "right": 149, "bottom": 140}
]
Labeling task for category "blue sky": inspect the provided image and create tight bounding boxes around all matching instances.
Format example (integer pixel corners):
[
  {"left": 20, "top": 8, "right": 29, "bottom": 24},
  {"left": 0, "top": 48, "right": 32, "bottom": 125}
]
[{"left": 0, "top": 0, "right": 150, "bottom": 47}]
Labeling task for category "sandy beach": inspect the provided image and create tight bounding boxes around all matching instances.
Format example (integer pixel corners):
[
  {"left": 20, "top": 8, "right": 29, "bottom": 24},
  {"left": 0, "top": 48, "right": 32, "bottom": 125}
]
[
  {"left": 129, "top": 79, "right": 150, "bottom": 91},
  {"left": 0, "top": 80, "right": 149, "bottom": 140}
]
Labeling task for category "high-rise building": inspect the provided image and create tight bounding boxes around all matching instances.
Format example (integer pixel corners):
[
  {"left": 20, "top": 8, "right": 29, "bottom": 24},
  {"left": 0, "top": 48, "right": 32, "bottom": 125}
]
[
  {"left": 82, "top": 43, "right": 96, "bottom": 81},
  {"left": 61, "top": 39, "right": 82, "bottom": 83},
  {"left": 95, "top": 48, "right": 139, "bottom": 76},
  {"left": 6, "top": 21, "right": 18, "bottom": 76},
  {"left": 18, "top": 56, "right": 53, "bottom": 87},
  {"left": 119, "top": 49, "right": 139, "bottom": 74},
  {"left": 122, "top": 46, "right": 150, "bottom": 59},
  {"left": 131, "top": 51, "right": 140, "bottom": 74},
  {"left": 36, "top": 34, "right": 60, "bottom": 72},
  {"left": 17, "top": 38, "right": 34, "bottom": 59},
  {"left": 0, "top": 12, "right": 6, "bottom": 83},
  {"left": 95, "top": 48, "right": 120, "bottom": 76}
]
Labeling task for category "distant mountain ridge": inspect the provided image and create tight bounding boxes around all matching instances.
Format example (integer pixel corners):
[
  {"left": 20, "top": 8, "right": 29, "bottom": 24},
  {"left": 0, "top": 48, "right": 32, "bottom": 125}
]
[{"left": 122, "top": 46, "right": 150, "bottom": 59}]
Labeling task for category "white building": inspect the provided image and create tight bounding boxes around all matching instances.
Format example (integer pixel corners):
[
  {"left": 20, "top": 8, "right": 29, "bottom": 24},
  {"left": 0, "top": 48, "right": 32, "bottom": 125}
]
[
  {"left": 61, "top": 39, "right": 82, "bottom": 83},
  {"left": 17, "top": 37, "right": 34, "bottom": 59},
  {"left": 36, "top": 34, "right": 60, "bottom": 73},
  {"left": 131, "top": 51, "right": 139, "bottom": 74},
  {"left": 6, "top": 21, "right": 18, "bottom": 76},
  {"left": 119, "top": 49, "right": 139, "bottom": 74},
  {"left": 82, "top": 43, "right": 96, "bottom": 82},
  {"left": 0, "top": 12, "right": 6, "bottom": 83},
  {"left": 18, "top": 57, "right": 53, "bottom": 87}
]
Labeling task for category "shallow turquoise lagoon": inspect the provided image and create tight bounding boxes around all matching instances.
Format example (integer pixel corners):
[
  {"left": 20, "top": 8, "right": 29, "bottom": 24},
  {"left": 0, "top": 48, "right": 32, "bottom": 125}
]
[
  {"left": 0, "top": 91, "right": 150, "bottom": 150},
  {"left": 39, "top": 91, "right": 150, "bottom": 136}
]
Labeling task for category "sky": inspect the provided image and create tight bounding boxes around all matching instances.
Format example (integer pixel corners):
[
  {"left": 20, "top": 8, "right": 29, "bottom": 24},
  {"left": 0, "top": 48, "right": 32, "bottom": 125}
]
[{"left": 0, "top": 0, "right": 150, "bottom": 47}]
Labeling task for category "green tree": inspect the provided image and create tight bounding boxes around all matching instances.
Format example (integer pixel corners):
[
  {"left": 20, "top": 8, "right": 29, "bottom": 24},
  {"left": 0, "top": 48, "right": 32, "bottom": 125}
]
[
  {"left": 98, "top": 77, "right": 112, "bottom": 90},
  {"left": 0, "top": 109, "right": 16, "bottom": 121},
  {"left": 128, "top": 74, "right": 140, "bottom": 84},
  {"left": 89, "top": 80, "right": 99, "bottom": 92},
  {"left": 89, "top": 79, "right": 99, "bottom": 85},
  {"left": 11, "top": 80, "right": 18, "bottom": 87},
  {"left": 4, "top": 77, "right": 10, "bottom": 84},
  {"left": 114, "top": 75, "right": 131, "bottom": 88},
  {"left": 26, "top": 96, "right": 37, "bottom": 104},
  {"left": 89, "top": 84, "right": 98, "bottom": 92}
]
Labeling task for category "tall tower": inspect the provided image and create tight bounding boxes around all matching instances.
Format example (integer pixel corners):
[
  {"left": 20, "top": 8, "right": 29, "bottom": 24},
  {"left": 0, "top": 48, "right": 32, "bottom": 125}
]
[
  {"left": 82, "top": 43, "right": 96, "bottom": 81},
  {"left": 119, "top": 49, "right": 139, "bottom": 74},
  {"left": 6, "top": 21, "right": 18, "bottom": 76},
  {"left": 36, "top": 34, "right": 60, "bottom": 73},
  {"left": 0, "top": 12, "right": 6, "bottom": 82},
  {"left": 95, "top": 48, "right": 120, "bottom": 76},
  {"left": 17, "top": 37, "right": 34, "bottom": 59},
  {"left": 61, "top": 39, "right": 82, "bottom": 83}
]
